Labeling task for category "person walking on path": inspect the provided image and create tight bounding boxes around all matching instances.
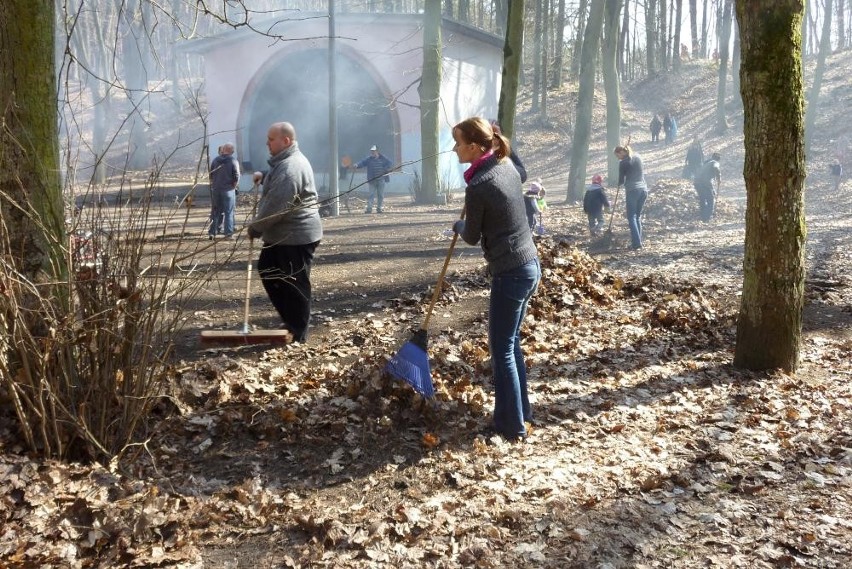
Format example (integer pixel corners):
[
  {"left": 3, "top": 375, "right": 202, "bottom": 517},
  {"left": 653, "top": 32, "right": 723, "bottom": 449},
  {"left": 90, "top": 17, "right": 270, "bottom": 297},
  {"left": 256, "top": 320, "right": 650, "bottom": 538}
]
[
  {"left": 249, "top": 122, "right": 323, "bottom": 343},
  {"left": 683, "top": 137, "right": 704, "bottom": 180},
  {"left": 649, "top": 114, "right": 662, "bottom": 143},
  {"left": 615, "top": 145, "right": 649, "bottom": 250},
  {"left": 830, "top": 159, "right": 843, "bottom": 191},
  {"left": 208, "top": 143, "right": 240, "bottom": 240},
  {"left": 583, "top": 174, "right": 611, "bottom": 237},
  {"left": 352, "top": 145, "right": 393, "bottom": 213},
  {"left": 451, "top": 116, "right": 541, "bottom": 442},
  {"left": 663, "top": 113, "right": 677, "bottom": 144},
  {"left": 693, "top": 152, "right": 722, "bottom": 222}
]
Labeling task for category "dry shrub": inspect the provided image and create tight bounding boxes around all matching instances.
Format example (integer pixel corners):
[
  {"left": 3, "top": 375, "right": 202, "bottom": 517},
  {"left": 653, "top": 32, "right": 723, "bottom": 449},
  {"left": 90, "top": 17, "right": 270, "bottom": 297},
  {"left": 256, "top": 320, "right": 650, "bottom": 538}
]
[{"left": 0, "top": 168, "right": 224, "bottom": 463}]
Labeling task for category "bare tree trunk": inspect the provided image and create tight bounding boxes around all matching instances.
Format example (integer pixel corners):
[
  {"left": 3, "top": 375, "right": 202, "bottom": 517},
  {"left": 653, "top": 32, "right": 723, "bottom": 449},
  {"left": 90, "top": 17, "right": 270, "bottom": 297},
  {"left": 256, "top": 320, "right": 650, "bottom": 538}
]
[
  {"left": 541, "top": 0, "right": 549, "bottom": 120},
  {"left": 603, "top": 0, "right": 624, "bottom": 182},
  {"left": 805, "top": 0, "right": 834, "bottom": 155},
  {"left": 619, "top": 0, "right": 630, "bottom": 78},
  {"left": 532, "top": 0, "right": 543, "bottom": 112},
  {"left": 673, "top": 0, "right": 683, "bottom": 71},
  {"left": 715, "top": 0, "right": 733, "bottom": 133},
  {"left": 646, "top": 0, "right": 658, "bottom": 74},
  {"left": 1, "top": 0, "right": 64, "bottom": 281},
  {"left": 498, "top": 0, "right": 525, "bottom": 139},
  {"left": 731, "top": 13, "right": 741, "bottom": 107},
  {"left": 837, "top": 0, "right": 846, "bottom": 48},
  {"left": 689, "top": 0, "right": 699, "bottom": 56},
  {"left": 571, "top": 0, "right": 589, "bottom": 79},
  {"left": 552, "top": 0, "right": 566, "bottom": 87},
  {"left": 734, "top": 0, "right": 807, "bottom": 372},
  {"left": 701, "top": 0, "right": 709, "bottom": 57},
  {"left": 566, "top": 0, "right": 606, "bottom": 202},
  {"left": 417, "top": 1, "right": 441, "bottom": 204},
  {"left": 660, "top": 0, "right": 668, "bottom": 70}
]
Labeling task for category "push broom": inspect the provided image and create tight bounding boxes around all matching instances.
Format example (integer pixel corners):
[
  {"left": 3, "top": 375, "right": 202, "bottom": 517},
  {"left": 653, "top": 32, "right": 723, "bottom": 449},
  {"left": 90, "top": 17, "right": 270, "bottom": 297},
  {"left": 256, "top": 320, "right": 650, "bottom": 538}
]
[
  {"left": 385, "top": 209, "right": 465, "bottom": 397},
  {"left": 200, "top": 183, "right": 293, "bottom": 347}
]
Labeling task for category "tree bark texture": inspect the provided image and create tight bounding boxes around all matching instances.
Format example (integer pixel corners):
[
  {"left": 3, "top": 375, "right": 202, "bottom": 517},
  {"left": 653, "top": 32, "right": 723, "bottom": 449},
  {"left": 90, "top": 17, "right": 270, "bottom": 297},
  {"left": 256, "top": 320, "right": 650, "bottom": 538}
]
[
  {"left": 603, "top": 0, "right": 624, "bottom": 183},
  {"left": 418, "top": 2, "right": 441, "bottom": 204},
  {"left": 734, "top": 0, "right": 806, "bottom": 372},
  {"left": 673, "top": 0, "right": 683, "bottom": 71},
  {"left": 566, "top": 0, "right": 605, "bottom": 202},
  {"left": 498, "top": 0, "right": 525, "bottom": 139},
  {"left": 645, "top": 0, "right": 657, "bottom": 74},
  {"left": 0, "top": 0, "right": 64, "bottom": 281}
]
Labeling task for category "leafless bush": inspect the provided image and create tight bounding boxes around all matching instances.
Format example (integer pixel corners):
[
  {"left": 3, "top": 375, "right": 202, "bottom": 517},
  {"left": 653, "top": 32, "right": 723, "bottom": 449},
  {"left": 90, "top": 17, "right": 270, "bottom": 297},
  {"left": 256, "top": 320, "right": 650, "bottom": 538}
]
[{"left": 0, "top": 151, "right": 234, "bottom": 463}]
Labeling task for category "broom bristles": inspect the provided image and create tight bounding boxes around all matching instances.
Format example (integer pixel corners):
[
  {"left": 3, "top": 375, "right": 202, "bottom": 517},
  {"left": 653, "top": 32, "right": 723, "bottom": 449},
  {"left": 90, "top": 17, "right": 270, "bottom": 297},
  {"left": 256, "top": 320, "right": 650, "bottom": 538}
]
[{"left": 386, "top": 340, "right": 434, "bottom": 398}]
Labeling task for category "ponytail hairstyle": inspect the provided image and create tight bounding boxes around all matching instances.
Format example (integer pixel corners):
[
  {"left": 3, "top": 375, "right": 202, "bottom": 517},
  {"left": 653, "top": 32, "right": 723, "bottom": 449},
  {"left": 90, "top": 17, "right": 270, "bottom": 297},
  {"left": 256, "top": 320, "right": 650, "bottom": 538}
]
[
  {"left": 453, "top": 116, "right": 512, "bottom": 160},
  {"left": 614, "top": 145, "right": 633, "bottom": 158}
]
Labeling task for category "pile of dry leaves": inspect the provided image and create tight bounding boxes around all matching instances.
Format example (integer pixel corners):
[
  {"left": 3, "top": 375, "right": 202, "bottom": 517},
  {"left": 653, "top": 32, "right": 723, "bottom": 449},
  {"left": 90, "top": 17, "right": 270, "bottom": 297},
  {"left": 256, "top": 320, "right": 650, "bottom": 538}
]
[{"left": 2, "top": 236, "right": 849, "bottom": 568}]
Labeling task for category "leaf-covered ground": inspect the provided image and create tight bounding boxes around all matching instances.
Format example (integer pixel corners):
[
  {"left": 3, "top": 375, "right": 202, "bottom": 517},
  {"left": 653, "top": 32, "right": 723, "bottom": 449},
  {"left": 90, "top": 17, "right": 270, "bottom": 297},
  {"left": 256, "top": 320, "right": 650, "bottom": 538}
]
[{"left": 2, "top": 56, "right": 852, "bottom": 568}]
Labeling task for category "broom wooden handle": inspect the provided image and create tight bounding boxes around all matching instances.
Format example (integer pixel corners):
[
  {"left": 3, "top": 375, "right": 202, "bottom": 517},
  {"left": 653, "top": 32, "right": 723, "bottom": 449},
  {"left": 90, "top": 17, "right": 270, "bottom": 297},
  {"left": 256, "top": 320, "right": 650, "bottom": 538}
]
[
  {"left": 421, "top": 207, "right": 466, "bottom": 331},
  {"left": 241, "top": 182, "right": 261, "bottom": 334}
]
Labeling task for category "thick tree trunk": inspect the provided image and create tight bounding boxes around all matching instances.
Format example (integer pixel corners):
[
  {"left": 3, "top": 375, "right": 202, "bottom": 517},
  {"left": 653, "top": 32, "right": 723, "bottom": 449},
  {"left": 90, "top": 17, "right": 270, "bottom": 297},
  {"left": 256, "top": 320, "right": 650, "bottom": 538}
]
[
  {"left": 837, "top": 0, "right": 846, "bottom": 48},
  {"left": 418, "top": 2, "right": 441, "bottom": 204},
  {"left": 804, "top": 0, "right": 833, "bottom": 156},
  {"left": 498, "top": 0, "right": 525, "bottom": 139},
  {"left": 0, "top": 0, "right": 64, "bottom": 281},
  {"left": 603, "top": 0, "right": 624, "bottom": 183},
  {"left": 734, "top": 0, "right": 806, "bottom": 372},
  {"left": 566, "top": 0, "right": 606, "bottom": 202},
  {"left": 701, "top": 0, "right": 709, "bottom": 57}
]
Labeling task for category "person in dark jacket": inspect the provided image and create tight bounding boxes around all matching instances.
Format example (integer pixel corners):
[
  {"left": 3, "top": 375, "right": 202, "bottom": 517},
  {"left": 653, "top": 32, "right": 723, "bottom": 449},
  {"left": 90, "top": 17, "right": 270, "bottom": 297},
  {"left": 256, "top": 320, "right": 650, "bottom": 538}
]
[
  {"left": 683, "top": 137, "right": 704, "bottom": 180},
  {"left": 615, "top": 145, "right": 649, "bottom": 250},
  {"left": 583, "top": 174, "right": 611, "bottom": 237},
  {"left": 650, "top": 114, "right": 662, "bottom": 143},
  {"left": 352, "top": 145, "right": 393, "bottom": 213},
  {"left": 694, "top": 152, "right": 721, "bottom": 222},
  {"left": 451, "top": 116, "right": 541, "bottom": 441},
  {"left": 208, "top": 143, "right": 240, "bottom": 240},
  {"left": 830, "top": 159, "right": 843, "bottom": 191}
]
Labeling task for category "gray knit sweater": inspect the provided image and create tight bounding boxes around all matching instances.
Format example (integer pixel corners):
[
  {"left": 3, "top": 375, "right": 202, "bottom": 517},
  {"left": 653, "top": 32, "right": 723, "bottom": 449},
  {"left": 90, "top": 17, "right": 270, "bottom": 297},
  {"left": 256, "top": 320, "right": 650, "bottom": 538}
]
[
  {"left": 458, "top": 155, "right": 538, "bottom": 275},
  {"left": 250, "top": 142, "right": 323, "bottom": 246}
]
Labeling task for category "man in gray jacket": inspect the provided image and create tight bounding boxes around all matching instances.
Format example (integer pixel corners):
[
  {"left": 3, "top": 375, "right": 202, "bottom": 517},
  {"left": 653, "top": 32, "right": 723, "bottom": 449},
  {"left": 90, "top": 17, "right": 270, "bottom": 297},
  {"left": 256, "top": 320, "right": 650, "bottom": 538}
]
[{"left": 249, "top": 122, "right": 323, "bottom": 342}]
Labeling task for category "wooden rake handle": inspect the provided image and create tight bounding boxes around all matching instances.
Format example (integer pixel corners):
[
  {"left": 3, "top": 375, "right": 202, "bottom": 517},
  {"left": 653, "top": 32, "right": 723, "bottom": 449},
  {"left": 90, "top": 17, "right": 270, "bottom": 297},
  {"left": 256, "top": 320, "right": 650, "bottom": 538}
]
[{"left": 421, "top": 207, "right": 466, "bottom": 331}]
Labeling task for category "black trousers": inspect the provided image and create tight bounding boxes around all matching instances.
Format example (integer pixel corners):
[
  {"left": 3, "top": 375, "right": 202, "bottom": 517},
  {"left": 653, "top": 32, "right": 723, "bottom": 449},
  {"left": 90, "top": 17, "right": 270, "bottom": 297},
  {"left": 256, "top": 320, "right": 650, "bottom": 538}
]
[{"left": 257, "top": 241, "right": 320, "bottom": 342}]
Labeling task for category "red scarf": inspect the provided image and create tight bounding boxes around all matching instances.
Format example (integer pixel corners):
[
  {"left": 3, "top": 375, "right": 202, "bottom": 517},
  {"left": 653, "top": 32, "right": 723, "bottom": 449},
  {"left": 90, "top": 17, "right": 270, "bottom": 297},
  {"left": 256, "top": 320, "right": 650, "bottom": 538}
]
[{"left": 463, "top": 150, "right": 494, "bottom": 184}]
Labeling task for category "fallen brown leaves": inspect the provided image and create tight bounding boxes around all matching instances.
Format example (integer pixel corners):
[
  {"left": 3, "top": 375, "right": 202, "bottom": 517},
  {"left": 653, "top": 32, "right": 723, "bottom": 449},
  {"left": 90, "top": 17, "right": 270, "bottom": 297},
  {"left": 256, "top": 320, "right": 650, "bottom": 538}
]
[{"left": 2, "top": 238, "right": 851, "bottom": 567}]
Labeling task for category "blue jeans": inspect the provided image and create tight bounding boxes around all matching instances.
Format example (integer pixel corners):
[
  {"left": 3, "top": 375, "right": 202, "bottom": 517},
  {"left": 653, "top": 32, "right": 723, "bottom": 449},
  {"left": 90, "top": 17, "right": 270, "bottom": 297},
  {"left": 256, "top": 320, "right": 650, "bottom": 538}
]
[
  {"left": 489, "top": 258, "right": 541, "bottom": 439},
  {"left": 365, "top": 179, "right": 386, "bottom": 212},
  {"left": 625, "top": 189, "right": 648, "bottom": 249},
  {"left": 210, "top": 189, "right": 236, "bottom": 236}
]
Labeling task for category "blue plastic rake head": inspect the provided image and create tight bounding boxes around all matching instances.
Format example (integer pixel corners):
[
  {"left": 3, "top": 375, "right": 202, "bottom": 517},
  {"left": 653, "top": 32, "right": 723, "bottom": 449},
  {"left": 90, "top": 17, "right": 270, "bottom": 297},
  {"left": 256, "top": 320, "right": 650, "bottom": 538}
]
[{"left": 385, "top": 329, "right": 434, "bottom": 398}]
